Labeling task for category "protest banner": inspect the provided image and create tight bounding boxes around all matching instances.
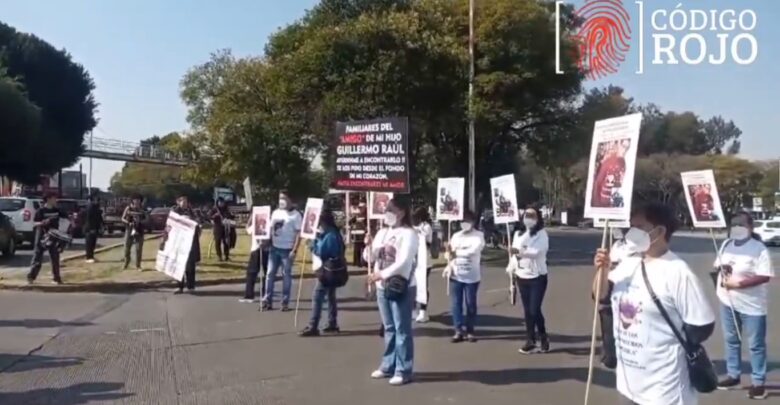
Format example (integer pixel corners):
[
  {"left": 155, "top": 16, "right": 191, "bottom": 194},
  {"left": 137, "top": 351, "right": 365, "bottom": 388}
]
[
  {"left": 681, "top": 170, "right": 727, "bottom": 229},
  {"left": 332, "top": 117, "right": 410, "bottom": 193},
  {"left": 583, "top": 113, "right": 642, "bottom": 221},
  {"left": 489, "top": 174, "right": 520, "bottom": 225},
  {"left": 436, "top": 177, "right": 465, "bottom": 221},
  {"left": 300, "top": 198, "right": 324, "bottom": 240},
  {"left": 368, "top": 192, "right": 394, "bottom": 220},
  {"left": 155, "top": 211, "right": 197, "bottom": 281},
  {"left": 242, "top": 177, "right": 253, "bottom": 209}
]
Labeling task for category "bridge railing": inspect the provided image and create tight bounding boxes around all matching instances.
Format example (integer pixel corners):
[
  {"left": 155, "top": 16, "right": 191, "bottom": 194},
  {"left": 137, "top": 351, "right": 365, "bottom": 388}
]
[{"left": 83, "top": 137, "right": 191, "bottom": 164}]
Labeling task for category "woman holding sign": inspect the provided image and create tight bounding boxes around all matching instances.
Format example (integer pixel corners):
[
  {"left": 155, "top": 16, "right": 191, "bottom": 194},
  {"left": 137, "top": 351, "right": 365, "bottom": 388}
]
[{"left": 444, "top": 211, "right": 485, "bottom": 343}]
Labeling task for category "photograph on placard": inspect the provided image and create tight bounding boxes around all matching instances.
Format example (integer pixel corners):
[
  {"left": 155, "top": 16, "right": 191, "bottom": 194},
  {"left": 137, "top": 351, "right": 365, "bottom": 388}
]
[
  {"left": 583, "top": 113, "right": 642, "bottom": 221},
  {"left": 369, "top": 192, "right": 394, "bottom": 219},
  {"left": 681, "top": 170, "right": 727, "bottom": 228},
  {"left": 252, "top": 206, "right": 272, "bottom": 240},
  {"left": 436, "top": 177, "right": 465, "bottom": 221},
  {"left": 489, "top": 175, "right": 519, "bottom": 225},
  {"left": 301, "top": 198, "right": 325, "bottom": 240}
]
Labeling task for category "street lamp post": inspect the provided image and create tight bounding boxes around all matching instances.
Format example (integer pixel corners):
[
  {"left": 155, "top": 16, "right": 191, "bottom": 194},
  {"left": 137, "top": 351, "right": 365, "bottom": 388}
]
[{"left": 468, "top": 0, "right": 476, "bottom": 210}]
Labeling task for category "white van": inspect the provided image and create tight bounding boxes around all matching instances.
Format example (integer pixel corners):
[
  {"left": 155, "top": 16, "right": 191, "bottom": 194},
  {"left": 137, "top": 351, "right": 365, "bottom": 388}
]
[{"left": 0, "top": 197, "right": 69, "bottom": 245}]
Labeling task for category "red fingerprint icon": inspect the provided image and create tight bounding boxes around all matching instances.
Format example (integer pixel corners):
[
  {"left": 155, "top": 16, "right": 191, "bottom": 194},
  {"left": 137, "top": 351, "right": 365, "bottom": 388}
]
[{"left": 575, "top": 0, "right": 632, "bottom": 80}]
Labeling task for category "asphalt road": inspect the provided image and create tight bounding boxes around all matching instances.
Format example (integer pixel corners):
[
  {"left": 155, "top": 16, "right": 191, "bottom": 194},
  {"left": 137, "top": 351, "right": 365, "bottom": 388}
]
[
  {"left": 0, "top": 234, "right": 125, "bottom": 278},
  {"left": 0, "top": 229, "right": 777, "bottom": 404}
]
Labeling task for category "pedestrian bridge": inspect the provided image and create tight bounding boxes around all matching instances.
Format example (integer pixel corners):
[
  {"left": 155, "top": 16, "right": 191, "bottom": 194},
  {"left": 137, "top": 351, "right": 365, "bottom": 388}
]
[{"left": 82, "top": 137, "right": 190, "bottom": 166}]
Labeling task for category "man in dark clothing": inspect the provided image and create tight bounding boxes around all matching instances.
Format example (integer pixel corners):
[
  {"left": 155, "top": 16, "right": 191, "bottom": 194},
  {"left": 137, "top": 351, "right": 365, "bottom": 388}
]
[
  {"left": 84, "top": 195, "right": 103, "bottom": 263},
  {"left": 122, "top": 195, "right": 148, "bottom": 270},
  {"left": 209, "top": 197, "right": 235, "bottom": 261},
  {"left": 28, "top": 193, "right": 67, "bottom": 284},
  {"left": 173, "top": 195, "right": 201, "bottom": 294}
]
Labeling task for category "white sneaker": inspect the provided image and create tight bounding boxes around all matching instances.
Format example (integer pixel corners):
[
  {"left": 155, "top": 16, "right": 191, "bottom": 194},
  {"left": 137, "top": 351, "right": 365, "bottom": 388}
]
[
  {"left": 238, "top": 298, "right": 253, "bottom": 303},
  {"left": 389, "top": 376, "right": 407, "bottom": 386},
  {"left": 370, "top": 370, "right": 390, "bottom": 379},
  {"left": 415, "top": 310, "right": 429, "bottom": 323},
  {"left": 85, "top": 259, "right": 95, "bottom": 264}
]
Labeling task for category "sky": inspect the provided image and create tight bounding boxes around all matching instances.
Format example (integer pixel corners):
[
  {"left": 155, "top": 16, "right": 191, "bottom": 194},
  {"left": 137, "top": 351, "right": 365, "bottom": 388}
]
[{"left": 2, "top": 0, "right": 778, "bottom": 190}]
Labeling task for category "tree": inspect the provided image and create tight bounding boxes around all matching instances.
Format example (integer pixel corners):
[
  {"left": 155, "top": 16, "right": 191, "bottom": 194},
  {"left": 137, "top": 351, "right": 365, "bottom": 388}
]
[
  {"left": 0, "top": 70, "right": 42, "bottom": 182},
  {"left": 0, "top": 22, "right": 98, "bottom": 182}
]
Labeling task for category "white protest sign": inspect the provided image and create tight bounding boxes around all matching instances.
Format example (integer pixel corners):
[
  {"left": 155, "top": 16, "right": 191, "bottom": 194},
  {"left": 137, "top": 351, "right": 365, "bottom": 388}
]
[
  {"left": 436, "top": 177, "right": 465, "bottom": 221},
  {"left": 155, "top": 211, "right": 197, "bottom": 281},
  {"left": 681, "top": 170, "right": 727, "bottom": 228},
  {"left": 368, "top": 192, "right": 394, "bottom": 220},
  {"left": 490, "top": 174, "right": 520, "bottom": 225},
  {"left": 300, "top": 198, "right": 324, "bottom": 240}
]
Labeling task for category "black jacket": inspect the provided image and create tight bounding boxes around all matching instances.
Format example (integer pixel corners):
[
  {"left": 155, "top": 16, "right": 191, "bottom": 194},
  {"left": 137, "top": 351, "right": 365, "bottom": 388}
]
[{"left": 84, "top": 203, "right": 103, "bottom": 231}]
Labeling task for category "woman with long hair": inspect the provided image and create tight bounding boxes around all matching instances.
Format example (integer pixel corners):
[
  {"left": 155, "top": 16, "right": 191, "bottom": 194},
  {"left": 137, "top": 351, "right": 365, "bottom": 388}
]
[{"left": 365, "top": 198, "right": 419, "bottom": 386}]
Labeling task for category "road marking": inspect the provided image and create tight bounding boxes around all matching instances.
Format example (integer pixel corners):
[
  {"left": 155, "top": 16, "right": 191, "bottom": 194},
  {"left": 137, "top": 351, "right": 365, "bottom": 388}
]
[{"left": 129, "top": 328, "right": 165, "bottom": 333}]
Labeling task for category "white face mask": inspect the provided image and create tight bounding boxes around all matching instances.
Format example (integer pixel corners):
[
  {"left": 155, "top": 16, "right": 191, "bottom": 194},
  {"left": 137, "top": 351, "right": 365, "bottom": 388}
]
[
  {"left": 461, "top": 222, "right": 473, "bottom": 232},
  {"left": 624, "top": 227, "right": 652, "bottom": 254},
  {"left": 730, "top": 226, "right": 750, "bottom": 241},
  {"left": 278, "top": 199, "right": 288, "bottom": 209},
  {"left": 523, "top": 218, "right": 537, "bottom": 229},
  {"left": 384, "top": 212, "right": 398, "bottom": 227}
]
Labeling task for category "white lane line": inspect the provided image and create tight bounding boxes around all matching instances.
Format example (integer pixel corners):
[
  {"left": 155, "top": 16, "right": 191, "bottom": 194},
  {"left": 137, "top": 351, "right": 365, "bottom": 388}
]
[{"left": 129, "top": 328, "right": 165, "bottom": 333}]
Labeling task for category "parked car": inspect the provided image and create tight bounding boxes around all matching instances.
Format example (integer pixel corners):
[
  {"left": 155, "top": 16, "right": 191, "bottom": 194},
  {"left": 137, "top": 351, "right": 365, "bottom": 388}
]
[
  {"left": 149, "top": 207, "right": 171, "bottom": 232},
  {"left": 0, "top": 212, "right": 18, "bottom": 258},
  {"left": 754, "top": 220, "right": 780, "bottom": 246},
  {"left": 0, "top": 197, "right": 71, "bottom": 245}
]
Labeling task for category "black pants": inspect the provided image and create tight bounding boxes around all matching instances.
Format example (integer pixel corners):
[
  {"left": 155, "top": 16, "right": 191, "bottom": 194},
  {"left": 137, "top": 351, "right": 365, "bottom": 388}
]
[
  {"left": 214, "top": 232, "right": 230, "bottom": 260},
  {"left": 28, "top": 239, "right": 61, "bottom": 282},
  {"left": 85, "top": 230, "right": 98, "bottom": 259},
  {"left": 178, "top": 257, "right": 196, "bottom": 291},
  {"left": 244, "top": 248, "right": 269, "bottom": 299},
  {"left": 599, "top": 301, "right": 617, "bottom": 368},
  {"left": 516, "top": 275, "right": 548, "bottom": 342},
  {"left": 123, "top": 231, "right": 144, "bottom": 268},
  {"left": 352, "top": 240, "right": 365, "bottom": 267}
]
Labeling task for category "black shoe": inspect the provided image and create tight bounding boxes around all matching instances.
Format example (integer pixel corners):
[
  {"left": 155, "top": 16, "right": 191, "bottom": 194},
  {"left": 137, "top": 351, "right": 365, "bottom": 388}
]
[
  {"left": 52, "top": 279, "right": 63, "bottom": 285},
  {"left": 466, "top": 334, "right": 478, "bottom": 343},
  {"left": 280, "top": 305, "right": 290, "bottom": 312},
  {"left": 451, "top": 332, "right": 465, "bottom": 343},
  {"left": 322, "top": 325, "right": 340, "bottom": 334},
  {"left": 748, "top": 385, "right": 767, "bottom": 400},
  {"left": 717, "top": 376, "right": 741, "bottom": 391},
  {"left": 518, "top": 341, "right": 538, "bottom": 354},
  {"left": 539, "top": 335, "right": 550, "bottom": 353},
  {"left": 260, "top": 302, "right": 272, "bottom": 311},
  {"left": 299, "top": 326, "right": 320, "bottom": 337},
  {"left": 174, "top": 289, "right": 184, "bottom": 295}
]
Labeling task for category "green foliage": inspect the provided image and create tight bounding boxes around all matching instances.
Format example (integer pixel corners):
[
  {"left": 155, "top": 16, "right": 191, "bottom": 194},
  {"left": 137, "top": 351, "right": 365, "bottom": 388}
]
[{"left": 0, "top": 21, "right": 98, "bottom": 182}]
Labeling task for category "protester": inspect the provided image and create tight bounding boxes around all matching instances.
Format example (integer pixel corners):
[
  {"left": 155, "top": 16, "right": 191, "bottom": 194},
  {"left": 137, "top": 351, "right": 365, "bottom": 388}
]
[
  {"left": 412, "top": 207, "right": 434, "bottom": 323},
  {"left": 262, "top": 190, "right": 302, "bottom": 311},
  {"left": 593, "top": 202, "right": 716, "bottom": 405},
  {"left": 365, "top": 198, "right": 419, "bottom": 386},
  {"left": 241, "top": 213, "right": 269, "bottom": 303},
  {"left": 83, "top": 194, "right": 103, "bottom": 264},
  {"left": 715, "top": 212, "right": 774, "bottom": 400},
  {"left": 509, "top": 206, "right": 550, "bottom": 354},
  {"left": 209, "top": 197, "right": 235, "bottom": 262},
  {"left": 300, "top": 210, "right": 346, "bottom": 336},
  {"left": 27, "top": 192, "right": 66, "bottom": 285},
  {"left": 122, "top": 195, "right": 147, "bottom": 270},
  {"left": 444, "top": 210, "right": 485, "bottom": 343},
  {"left": 173, "top": 195, "right": 201, "bottom": 294}
]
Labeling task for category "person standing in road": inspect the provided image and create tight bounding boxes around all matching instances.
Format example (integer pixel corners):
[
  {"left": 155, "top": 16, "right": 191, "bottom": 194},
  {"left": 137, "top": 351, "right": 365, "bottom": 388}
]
[
  {"left": 27, "top": 193, "right": 66, "bottom": 285},
  {"left": 412, "top": 207, "right": 434, "bottom": 323},
  {"left": 84, "top": 194, "right": 103, "bottom": 264},
  {"left": 262, "top": 190, "right": 302, "bottom": 311},
  {"left": 209, "top": 197, "right": 235, "bottom": 262},
  {"left": 510, "top": 206, "right": 551, "bottom": 354},
  {"left": 593, "top": 202, "right": 716, "bottom": 405},
  {"left": 445, "top": 211, "right": 485, "bottom": 343},
  {"left": 715, "top": 212, "right": 774, "bottom": 400},
  {"left": 241, "top": 212, "right": 269, "bottom": 303},
  {"left": 366, "top": 197, "right": 418, "bottom": 386},
  {"left": 122, "top": 195, "right": 147, "bottom": 270},
  {"left": 173, "top": 195, "right": 201, "bottom": 294}
]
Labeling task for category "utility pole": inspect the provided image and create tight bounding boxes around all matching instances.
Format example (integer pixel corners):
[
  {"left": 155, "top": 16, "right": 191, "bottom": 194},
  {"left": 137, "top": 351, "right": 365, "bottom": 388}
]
[{"left": 468, "top": 0, "right": 476, "bottom": 210}]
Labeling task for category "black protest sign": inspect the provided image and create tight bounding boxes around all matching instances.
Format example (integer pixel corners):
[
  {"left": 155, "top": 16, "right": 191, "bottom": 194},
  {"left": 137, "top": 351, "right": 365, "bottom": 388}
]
[{"left": 332, "top": 117, "right": 410, "bottom": 193}]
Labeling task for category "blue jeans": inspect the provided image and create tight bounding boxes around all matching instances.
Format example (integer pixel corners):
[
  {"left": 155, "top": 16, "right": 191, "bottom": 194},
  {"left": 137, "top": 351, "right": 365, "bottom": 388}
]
[
  {"left": 376, "top": 286, "right": 415, "bottom": 379},
  {"left": 450, "top": 280, "right": 480, "bottom": 334},
  {"left": 309, "top": 281, "right": 337, "bottom": 329},
  {"left": 264, "top": 247, "right": 293, "bottom": 306},
  {"left": 720, "top": 304, "right": 768, "bottom": 385}
]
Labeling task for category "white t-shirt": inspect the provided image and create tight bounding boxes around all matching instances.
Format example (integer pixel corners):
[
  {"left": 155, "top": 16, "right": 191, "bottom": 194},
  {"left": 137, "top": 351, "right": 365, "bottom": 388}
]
[
  {"left": 610, "top": 240, "right": 631, "bottom": 265},
  {"left": 270, "top": 209, "right": 302, "bottom": 250},
  {"left": 511, "top": 229, "right": 549, "bottom": 279},
  {"left": 365, "top": 227, "right": 418, "bottom": 290},
  {"left": 715, "top": 238, "right": 775, "bottom": 316},
  {"left": 449, "top": 230, "right": 485, "bottom": 284},
  {"left": 609, "top": 252, "right": 715, "bottom": 405}
]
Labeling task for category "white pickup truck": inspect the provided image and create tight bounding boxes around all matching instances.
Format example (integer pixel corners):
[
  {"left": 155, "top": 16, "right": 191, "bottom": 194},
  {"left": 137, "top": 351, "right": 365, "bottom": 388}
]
[{"left": 0, "top": 197, "right": 70, "bottom": 246}]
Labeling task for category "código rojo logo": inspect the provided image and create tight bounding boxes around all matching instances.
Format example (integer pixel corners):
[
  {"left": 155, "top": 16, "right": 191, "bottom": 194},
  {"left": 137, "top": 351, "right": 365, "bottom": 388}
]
[{"left": 555, "top": 0, "right": 760, "bottom": 79}]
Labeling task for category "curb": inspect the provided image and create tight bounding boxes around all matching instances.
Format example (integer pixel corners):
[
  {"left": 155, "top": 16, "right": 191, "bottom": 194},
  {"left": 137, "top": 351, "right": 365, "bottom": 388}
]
[{"left": 61, "top": 234, "right": 164, "bottom": 263}]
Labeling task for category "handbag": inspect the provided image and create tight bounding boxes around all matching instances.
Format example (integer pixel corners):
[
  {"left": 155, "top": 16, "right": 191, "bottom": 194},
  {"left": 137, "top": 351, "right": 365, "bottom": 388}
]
[
  {"left": 383, "top": 275, "right": 409, "bottom": 301},
  {"left": 315, "top": 232, "right": 349, "bottom": 288},
  {"left": 640, "top": 262, "right": 718, "bottom": 393}
]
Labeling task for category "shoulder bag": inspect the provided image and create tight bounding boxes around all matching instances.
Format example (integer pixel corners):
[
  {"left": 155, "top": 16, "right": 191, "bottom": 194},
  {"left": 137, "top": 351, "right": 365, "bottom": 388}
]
[
  {"left": 316, "top": 232, "right": 349, "bottom": 288},
  {"left": 640, "top": 261, "right": 718, "bottom": 393}
]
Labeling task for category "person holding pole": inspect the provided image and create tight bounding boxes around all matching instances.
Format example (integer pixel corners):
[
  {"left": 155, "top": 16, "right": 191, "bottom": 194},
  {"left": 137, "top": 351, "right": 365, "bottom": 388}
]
[
  {"left": 510, "top": 207, "right": 550, "bottom": 354},
  {"left": 240, "top": 213, "right": 269, "bottom": 304},
  {"left": 262, "top": 190, "right": 302, "bottom": 312},
  {"left": 365, "top": 198, "right": 418, "bottom": 386},
  {"left": 412, "top": 207, "right": 434, "bottom": 323},
  {"left": 592, "top": 203, "right": 715, "bottom": 405},
  {"left": 444, "top": 210, "right": 484, "bottom": 343},
  {"left": 714, "top": 212, "right": 773, "bottom": 400}
]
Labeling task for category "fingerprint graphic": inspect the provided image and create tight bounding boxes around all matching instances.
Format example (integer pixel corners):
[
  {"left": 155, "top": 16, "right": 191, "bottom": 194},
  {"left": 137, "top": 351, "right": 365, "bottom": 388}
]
[{"left": 575, "top": 0, "right": 632, "bottom": 80}]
